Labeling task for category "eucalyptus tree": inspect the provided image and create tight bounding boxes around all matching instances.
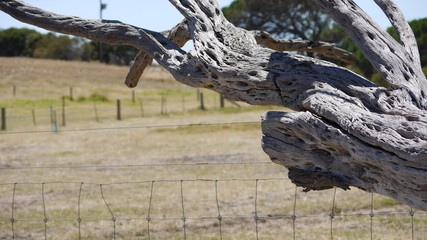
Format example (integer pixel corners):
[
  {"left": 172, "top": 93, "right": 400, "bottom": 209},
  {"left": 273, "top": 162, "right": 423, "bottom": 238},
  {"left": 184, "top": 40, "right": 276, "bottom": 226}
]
[
  {"left": 222, "top": 0, "right": 332, "bottom": 41},
  {"left": 1, "top": 0, "right": 426, "bottom": 210},
  {"left": 0, "top": 27, "right": 41, "bottom": 56}
]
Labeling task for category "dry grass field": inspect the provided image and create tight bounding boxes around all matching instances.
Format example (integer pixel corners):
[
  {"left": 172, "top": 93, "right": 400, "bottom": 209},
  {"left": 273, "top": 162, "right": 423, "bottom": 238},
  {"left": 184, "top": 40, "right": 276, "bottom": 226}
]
[{"left": 0, "top": 57, "right": 426, "bottom": 239}]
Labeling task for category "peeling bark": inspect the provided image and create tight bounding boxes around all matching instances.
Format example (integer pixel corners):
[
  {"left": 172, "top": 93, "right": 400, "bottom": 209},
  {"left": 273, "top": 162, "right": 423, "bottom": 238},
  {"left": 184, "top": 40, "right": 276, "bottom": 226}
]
[{"left": 0, "top": 0, "right": 426, "bottom": 210}]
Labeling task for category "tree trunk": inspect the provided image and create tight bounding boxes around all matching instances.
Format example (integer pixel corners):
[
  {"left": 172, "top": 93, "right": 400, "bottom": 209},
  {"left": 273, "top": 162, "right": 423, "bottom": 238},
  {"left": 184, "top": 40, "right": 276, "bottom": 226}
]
[{"left": 0, "top": 0, "right": 426, "bottom": 210}]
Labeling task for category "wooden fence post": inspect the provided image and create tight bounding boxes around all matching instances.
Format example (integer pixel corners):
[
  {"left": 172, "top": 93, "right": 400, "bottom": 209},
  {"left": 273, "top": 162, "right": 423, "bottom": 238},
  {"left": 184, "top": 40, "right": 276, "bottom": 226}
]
[
  {"left": 61, "top": 96, "right": 66, "bottom": 127},
  {"left": 69, "top": 87, "right": 74, "bottom": 101},
  {"left": 200, "top": 92, "right": 205, "bottom": 110},
  {"left": 132, "top": 90, "right": 136, "bottom": 103},
  {"left": 160, "top": 96, "right": 164, "bottom": 115},
  {"left": 31, "top": 109, "right": 37, "bottom": 126},
  {"left": 13, "top": 85, "right": 16, "bottom": 97},
  {"left": 160, "top": 96, "right": 168, "bottom": 115},
  {"left": 1, "top": 108, "right": 5, "bottom": 131},
  {"left": 220, "top": 94, "right": 225, "bottom": 108},
  {"left": 116, "top": 99, "right": 121, "bottom": 120},
  {"left": 93, "top": 103, "right": 99, "bottom": 122},
  {"left": 164, "top": 96, "right": 167, "bottom": 114},
  {"left": 139, "top": 99, "right": 145, "bottom": 117}
]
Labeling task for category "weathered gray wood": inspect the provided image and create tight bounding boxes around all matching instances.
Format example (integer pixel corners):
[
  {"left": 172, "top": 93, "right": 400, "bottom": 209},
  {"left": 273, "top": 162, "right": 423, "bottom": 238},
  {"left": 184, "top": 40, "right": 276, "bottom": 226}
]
[
  {"left": 314, "top": 0, "right": 427, "bottom": 109},
  {"left": 252, "top": 30, "right": 356, "bottom": 64},
  {"left": 0, "top": 0, "right": 426, "bottom": 209},
  {"left": 373, "top": 0, "right": 420, "bottom": 66},
  {"left": 125, "top": 19, "right": 191, "bottom": 87}
]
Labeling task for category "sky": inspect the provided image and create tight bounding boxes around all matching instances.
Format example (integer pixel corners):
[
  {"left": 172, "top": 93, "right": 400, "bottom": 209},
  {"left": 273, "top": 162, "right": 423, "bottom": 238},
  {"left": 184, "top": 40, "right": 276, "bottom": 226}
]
[{"left": 0, "top": 0, "right": 426, "bottom": 34}]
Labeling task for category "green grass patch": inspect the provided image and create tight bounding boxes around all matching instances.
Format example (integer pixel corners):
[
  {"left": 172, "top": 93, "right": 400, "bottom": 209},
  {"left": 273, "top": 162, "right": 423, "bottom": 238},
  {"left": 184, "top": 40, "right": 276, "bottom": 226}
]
[
  {"left": 141, "top": 88, "right": 196, "bottom": 97},
  {"left": 375, "top": 197, "right": 401, "bottom": 208},
  {"left": 53, "top": 151, "right": 81, "bottom": 157},
  {"left": 77, "top": 93, "right": 110, "bottom": 103}
]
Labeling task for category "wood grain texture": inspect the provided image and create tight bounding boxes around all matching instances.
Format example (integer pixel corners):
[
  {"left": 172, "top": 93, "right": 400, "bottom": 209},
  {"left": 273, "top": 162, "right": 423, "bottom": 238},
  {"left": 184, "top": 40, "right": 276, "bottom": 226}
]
[{"left": 1, "top": 0, "right": 426, "bottom": 209}]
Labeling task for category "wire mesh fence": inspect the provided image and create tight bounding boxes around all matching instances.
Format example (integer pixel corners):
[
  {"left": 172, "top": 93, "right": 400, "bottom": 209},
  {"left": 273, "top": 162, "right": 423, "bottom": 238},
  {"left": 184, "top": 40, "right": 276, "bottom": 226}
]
[{"left": 0, "top": 163, "right": 426, "bottom": 240}]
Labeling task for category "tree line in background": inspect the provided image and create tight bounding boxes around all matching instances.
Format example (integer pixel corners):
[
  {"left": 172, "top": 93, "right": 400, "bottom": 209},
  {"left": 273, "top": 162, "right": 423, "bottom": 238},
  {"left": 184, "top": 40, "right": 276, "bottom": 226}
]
[
  {"left": 0, "top": 0, "right": 426, "bottom": 82},
  {"left": 0, "top": 27, "right": 138, "bottom": 65},
  {"left": 222, "top": 0, "right": 427, "bottom": 86}
]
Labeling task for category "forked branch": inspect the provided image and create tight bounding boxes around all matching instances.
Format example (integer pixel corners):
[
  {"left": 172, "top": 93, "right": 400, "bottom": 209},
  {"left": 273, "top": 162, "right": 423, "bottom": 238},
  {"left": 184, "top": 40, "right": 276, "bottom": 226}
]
[
  {"left": 125, "top": 19, "right": 191, "bottom": 88},
  {"left": 315, "top": 0, "right": 427, "bottom": 109}
]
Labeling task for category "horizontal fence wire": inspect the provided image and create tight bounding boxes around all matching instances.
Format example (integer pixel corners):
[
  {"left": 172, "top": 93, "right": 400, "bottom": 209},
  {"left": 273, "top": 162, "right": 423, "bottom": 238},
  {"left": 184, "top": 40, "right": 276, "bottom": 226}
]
[
  {"left": 0, "top": 121, "right": 259, "bottom": 135},
  {"left": 0, "top": 177, "right": 289, "bottom": 186},
  {"left": 0, "top": 161, "right": 274, "bottom": 171},
  {"left": 2, "top": 212, "right": 423, "bottom": 223}
]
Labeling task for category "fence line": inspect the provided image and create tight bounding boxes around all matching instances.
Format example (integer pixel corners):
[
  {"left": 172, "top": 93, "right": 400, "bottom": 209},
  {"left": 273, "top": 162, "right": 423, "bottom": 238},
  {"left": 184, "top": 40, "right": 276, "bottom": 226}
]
[
  {"left": 0, "top": 177, "right": 290, "bottom": 186},
  {"left": 2, "top": 211, "right": 423, "bottom": 223},
  {"left": 4, "top": 100, "right": 232, "bottom": 120},
  {"left": 1, "top": 88, "right": 233, "bottom": 130},
  {"left": 0, "top": 120, "right": 259, "bottom": 135},
  {"left": 0, "top": 161, "right": 274, "bottom": 171},
  {"left": 0, "top": 179, "right": 425, "bottom": 240},
  {"left": 4, "top": 105, "right": 166, "bottom": 121}
]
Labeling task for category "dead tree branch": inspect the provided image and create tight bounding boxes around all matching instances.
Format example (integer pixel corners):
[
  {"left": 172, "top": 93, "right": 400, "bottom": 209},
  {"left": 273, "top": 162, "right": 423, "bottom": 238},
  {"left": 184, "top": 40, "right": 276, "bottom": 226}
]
[
  {"left": 315, "top": 0, "right": 427, "bottom": 109},
  {"left": 252, "top": 30, "right": 356, "bottom": 64},
  {"left": 125, "top": 19, "right": 191, "bottom": 88}
]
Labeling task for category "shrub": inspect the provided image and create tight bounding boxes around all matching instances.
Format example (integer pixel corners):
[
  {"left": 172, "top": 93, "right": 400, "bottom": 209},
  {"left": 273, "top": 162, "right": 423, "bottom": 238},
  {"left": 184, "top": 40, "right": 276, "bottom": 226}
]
[
  {"left": 77, "top": 93, "right": 109, "bottom": 102},
  {"left": 88, "top": 93, "right": 109, "bottom": 102}
]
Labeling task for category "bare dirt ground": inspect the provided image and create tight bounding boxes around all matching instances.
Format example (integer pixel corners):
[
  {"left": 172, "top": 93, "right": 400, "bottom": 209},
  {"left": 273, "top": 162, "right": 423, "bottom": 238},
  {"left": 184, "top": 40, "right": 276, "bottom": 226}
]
[{"left": 0, "top": 58, "right": 426, "bottom": 239}]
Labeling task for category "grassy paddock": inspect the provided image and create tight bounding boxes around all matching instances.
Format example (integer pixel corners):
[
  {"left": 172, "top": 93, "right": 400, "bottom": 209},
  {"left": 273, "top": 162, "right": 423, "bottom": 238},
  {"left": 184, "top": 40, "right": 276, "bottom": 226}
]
[{"left": 0, "top": 58, "right": 426, "bottom": 239}]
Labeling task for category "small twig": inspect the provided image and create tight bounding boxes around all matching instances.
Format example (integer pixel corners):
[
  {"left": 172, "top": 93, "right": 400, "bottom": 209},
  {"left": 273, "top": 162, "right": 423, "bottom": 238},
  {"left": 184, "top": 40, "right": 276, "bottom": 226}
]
[
  {"left": 373, "top": 0, "right": 420, "bottom": 65},
  {"left": 252, "top": 30, "right": 356, "bottom": 64}
]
